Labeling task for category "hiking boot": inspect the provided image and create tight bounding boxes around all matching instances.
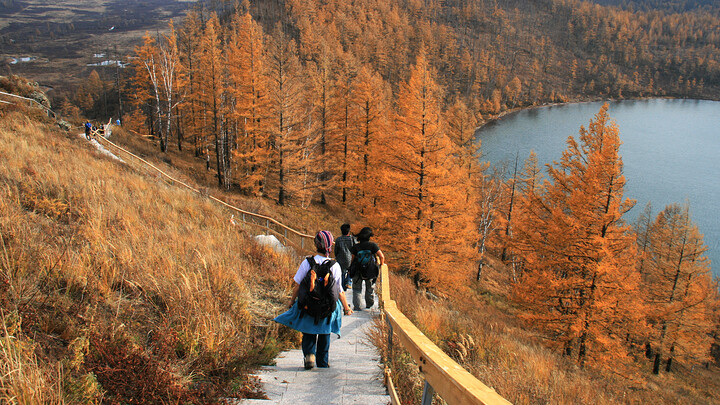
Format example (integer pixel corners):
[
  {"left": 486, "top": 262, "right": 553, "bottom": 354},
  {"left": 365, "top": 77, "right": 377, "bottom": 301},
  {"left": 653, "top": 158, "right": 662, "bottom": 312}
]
[{"left": 304, "top": 354, "right": 315, "bottom": 370}]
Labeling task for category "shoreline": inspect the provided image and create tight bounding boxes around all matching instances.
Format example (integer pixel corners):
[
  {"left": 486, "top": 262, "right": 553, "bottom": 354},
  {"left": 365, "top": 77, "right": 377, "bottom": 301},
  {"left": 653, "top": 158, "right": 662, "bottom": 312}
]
[{"left": 475, "top": 96, "right": 720, "bottom": 132}]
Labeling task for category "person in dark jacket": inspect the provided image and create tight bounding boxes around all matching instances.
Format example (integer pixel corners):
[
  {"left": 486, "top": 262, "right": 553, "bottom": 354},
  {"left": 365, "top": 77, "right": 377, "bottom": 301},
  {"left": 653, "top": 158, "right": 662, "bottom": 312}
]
[
  {"left": 84, "top": 121, "right": 92, "bottom": 139},
  {"left": 350, "top": 227, "right": 385, "bottom": 311},
  {"left": 334, "top": 223, "right": 356, "bottom": 291}
]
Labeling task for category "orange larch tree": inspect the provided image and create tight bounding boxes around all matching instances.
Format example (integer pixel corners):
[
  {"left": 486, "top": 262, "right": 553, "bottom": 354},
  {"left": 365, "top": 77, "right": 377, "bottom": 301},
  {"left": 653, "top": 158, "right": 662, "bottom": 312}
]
[
  {"left": 331, "top": 60, "right": 358, "bottom": 206},
  {"left": 348, "top": 65, "right": 391, "bottom": 212},
  {"left": 375, "top": 50, "right": 477, "bottom": 292},
  {"left": 306, "top": 47, "right": 340, "bottom": 205},
  {"left": 641, "top": 203, "right": 718, "bottom": 374},
  {"left": 266, "top": 24, "right": 309, "bottom": 206},
  {"left": 177, "top": 8, "right": 205, "bottom": 157},
  {"left": 227, "top": 10, "right": 271, "bottom": 196},
  {"left": 512, "top": 104, "right": 643, "bottom": 368},
  {"left": 445, "top": 98, "right": 490, "bottom": 281},
  {"left": 132, "top": 33, "right": 162, "bottom": 139},
  {"left": 196, "top": 14, "right": 229, "bottom": 188},
  {"left": 505, "top": 150, "right": 543, "bottom": 282}
]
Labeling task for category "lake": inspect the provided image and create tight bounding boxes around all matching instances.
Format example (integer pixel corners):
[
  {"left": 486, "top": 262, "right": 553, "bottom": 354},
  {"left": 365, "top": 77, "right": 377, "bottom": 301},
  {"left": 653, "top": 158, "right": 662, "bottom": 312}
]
[{"left": 476, "top": 99, "right": 720, "bottom": 278}]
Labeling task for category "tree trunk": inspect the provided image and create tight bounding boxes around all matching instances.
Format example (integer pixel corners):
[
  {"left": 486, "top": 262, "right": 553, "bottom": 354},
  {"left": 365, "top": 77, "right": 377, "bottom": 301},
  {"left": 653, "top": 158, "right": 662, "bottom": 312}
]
[
  {"left": 278, "top": 150, "right": 285, "bottom": 205},
  {"left": 665, "top": 345, "right": 675, "bottom": 372}
]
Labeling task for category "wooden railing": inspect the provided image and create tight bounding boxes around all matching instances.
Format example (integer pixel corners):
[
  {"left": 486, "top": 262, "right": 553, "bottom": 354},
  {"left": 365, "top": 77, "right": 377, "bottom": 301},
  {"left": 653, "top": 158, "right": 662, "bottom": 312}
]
[
  {"left": 378, "top": 264, "right": 512, "bottom": 405},
  {"left": 0, "top": 91, "right": 56, "bottom": 118}
]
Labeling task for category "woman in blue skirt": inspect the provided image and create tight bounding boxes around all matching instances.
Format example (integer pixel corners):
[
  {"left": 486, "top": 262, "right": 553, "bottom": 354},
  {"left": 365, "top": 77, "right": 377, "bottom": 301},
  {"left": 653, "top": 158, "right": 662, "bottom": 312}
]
[{"left": 275, "top": 230, "right": 353, "bottom": 369}]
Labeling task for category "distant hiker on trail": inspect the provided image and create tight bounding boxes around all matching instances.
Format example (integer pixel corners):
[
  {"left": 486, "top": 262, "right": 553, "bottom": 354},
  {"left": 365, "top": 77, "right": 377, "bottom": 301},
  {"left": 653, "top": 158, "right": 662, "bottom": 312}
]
[
  {"left": 84, "top": 121, "right": 92, "bottom": 140},
  {"left": 275, "top": 230, "right": 353, "bottom": 369},
  {"left": 349, "top": 227, "right": 385, "bottom": 311},
  {"left": 334, "top": 223, "right": 356, "bottom": 291}
]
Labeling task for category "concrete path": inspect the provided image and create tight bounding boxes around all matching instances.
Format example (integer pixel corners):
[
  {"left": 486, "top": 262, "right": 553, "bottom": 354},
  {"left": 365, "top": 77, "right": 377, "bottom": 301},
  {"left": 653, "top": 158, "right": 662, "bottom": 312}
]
[{"left": 239, "top": 299, "right": 391, "bottom": 405}]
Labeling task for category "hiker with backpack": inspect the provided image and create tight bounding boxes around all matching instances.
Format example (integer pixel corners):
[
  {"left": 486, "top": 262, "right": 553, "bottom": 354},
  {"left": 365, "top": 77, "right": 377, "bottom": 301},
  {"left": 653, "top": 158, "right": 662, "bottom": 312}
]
[
  {"left": 349, "top": 227, "right": 385, "bottom": 311},
  {"left": 334, "top": 223, "right": 356, "bottom": 291},
  {"left": 84, "top": 121, "right": 92, "bottom": 139},
  {"left": 274, "top": 230, "right": 353, "bottom": 369}
]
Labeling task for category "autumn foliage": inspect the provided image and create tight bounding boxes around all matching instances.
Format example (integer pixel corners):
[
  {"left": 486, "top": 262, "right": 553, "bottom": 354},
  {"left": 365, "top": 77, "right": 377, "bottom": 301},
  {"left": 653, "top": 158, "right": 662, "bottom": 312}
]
[
  {"left": 119, "top": 0, "right": 720, "bottom": 398},
  {"left": 510, "top": 105, "right": 643, "bottom": 367}
]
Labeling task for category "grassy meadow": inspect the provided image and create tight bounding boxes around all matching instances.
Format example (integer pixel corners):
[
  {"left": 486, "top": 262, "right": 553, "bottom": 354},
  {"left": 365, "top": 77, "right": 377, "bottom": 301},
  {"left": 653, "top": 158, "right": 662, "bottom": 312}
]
[{"left": 0, "top": 107, "right": 306, "bottom": 403}]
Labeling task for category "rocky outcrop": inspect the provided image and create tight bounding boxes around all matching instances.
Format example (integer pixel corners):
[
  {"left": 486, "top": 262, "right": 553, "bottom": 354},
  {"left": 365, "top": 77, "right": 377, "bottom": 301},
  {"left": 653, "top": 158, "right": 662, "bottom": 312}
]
[{"left": 29, "top": 90, "right": 51, "bottom": 109}]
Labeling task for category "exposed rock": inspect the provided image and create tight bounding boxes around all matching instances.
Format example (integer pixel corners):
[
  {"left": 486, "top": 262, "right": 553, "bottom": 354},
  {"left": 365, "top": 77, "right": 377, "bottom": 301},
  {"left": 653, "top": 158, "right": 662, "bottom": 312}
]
[
  {"left": 57, "top": 119, "right": 72, "bottom": 131},
  {"left": 29, "top": 90, "right": 51, "bottom": 109}
]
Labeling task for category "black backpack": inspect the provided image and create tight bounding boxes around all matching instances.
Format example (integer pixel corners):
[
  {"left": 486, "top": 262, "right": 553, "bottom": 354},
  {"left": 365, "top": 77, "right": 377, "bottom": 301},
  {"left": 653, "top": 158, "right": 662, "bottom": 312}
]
[
  {"left": 352, "top": 249, "right": 379, "bottom": 280},
  {"left": 298, "top": 257, "right": 338, "bottom": 324}
]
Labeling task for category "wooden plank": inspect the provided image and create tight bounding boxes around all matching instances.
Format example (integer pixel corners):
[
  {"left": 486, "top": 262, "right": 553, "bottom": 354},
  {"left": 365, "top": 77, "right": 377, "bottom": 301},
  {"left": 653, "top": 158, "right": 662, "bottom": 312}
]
[{"left": 384, "top": 367, "right": 402, "bottom": 405}]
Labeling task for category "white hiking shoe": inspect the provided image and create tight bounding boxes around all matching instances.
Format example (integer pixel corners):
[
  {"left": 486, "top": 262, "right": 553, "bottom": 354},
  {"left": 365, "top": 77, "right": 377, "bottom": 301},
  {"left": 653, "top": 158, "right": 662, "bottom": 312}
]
[{"left": 304, "top": 353, "right": 315, "bottom": 370}]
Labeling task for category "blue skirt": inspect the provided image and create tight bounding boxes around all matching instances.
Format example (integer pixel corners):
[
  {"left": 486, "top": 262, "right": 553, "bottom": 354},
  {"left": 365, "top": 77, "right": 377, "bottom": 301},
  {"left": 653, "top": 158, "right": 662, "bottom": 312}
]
[{"left": 274, "top": 302, "right": 343, "bottom": 337}]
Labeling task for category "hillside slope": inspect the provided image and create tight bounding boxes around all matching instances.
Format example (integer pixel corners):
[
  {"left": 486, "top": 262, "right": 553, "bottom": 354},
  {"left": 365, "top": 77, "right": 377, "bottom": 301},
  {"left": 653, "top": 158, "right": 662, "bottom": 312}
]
[
  {"left": 0, "top": 110, "right": 302, "bottom": 403},
  {"left": 2, "top": 104, "right": 719, "bottom": 404}
]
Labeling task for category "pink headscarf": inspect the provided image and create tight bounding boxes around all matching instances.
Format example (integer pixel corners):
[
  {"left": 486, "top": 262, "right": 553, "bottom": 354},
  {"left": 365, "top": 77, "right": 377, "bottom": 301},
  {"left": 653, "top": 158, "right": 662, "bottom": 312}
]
[{"left": 314, "top": 230, "right": 334, "bottom": 253}]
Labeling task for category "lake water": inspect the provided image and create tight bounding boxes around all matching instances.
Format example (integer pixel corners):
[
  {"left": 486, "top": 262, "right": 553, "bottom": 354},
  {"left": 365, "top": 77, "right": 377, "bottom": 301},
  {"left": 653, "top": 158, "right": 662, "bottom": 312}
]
[{"left": 476, "top": 99, "right": 720, "bottom": 278}]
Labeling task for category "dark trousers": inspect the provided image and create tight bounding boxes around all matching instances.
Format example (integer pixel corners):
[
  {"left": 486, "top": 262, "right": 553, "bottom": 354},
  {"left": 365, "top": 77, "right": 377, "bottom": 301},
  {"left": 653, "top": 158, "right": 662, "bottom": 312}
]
[
  {"left": 301, "top": 333, "right": 330, "bottom": 367},
  {"left": 352, "top": 275, "right": 375, "bottom": 309}
]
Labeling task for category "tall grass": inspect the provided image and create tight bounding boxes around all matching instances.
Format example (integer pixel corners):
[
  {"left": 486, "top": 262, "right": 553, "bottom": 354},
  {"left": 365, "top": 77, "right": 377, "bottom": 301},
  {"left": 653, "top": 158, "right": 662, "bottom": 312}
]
[{"left": 0, "top": 110, "right": 301, "bottom": 402}]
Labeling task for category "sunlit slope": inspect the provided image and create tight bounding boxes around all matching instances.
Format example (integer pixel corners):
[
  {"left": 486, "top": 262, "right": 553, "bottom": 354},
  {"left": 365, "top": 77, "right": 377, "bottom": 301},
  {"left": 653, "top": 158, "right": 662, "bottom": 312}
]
[{"left": 0, "top": 111, "right": 295, "bottom": 403}]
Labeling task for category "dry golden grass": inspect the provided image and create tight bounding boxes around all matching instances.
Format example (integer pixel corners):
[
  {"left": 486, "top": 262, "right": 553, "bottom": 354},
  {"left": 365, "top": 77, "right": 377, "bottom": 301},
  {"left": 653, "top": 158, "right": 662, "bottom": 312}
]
[
  {"left": 108, "top": 125, "right": 358, "bottom": 238},
  {"left": 0, "top": 110, "right": 305, "bottom": 402}
]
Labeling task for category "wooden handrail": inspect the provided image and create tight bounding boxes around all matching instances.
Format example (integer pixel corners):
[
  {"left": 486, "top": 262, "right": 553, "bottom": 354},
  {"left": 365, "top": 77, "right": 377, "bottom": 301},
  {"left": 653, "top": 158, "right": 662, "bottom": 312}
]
[
  {"left": 0, "top": 91, "right": 56, "bottom": 117},
  {"left": 379, "top": 264, "right": 512, "bottom": 405}
]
